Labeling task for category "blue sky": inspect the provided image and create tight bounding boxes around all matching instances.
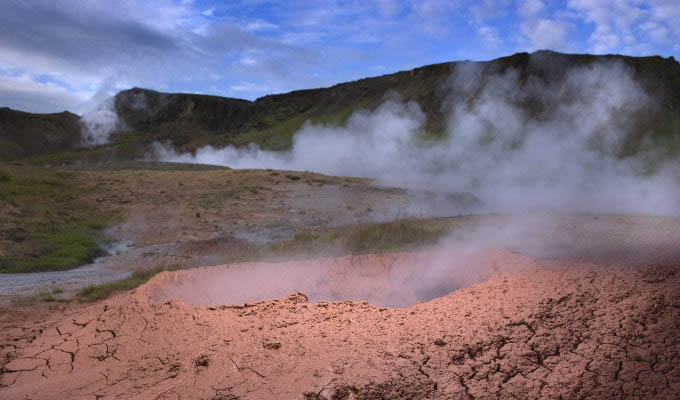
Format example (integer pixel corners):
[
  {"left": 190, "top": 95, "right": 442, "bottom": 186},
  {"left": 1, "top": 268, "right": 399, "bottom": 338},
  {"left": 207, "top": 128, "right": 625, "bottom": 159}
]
[{"left": 1, "top": 0, "right": 679, "bottom": 113}]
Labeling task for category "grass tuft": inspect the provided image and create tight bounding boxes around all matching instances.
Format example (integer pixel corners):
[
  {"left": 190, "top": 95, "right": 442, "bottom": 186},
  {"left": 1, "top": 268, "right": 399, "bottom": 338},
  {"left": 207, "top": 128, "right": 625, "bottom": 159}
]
[
  {"left": 267, "top": 217, "right": 455, "bottom": 259},
  {"left": 76, "top": 265, "right": 176, "bottom": 302},
  {"left": 37, "top": 290, "right": 68, "bottom": 303},
  {"left": 344, "top": 218, "right": 449, "bottom": 252}
]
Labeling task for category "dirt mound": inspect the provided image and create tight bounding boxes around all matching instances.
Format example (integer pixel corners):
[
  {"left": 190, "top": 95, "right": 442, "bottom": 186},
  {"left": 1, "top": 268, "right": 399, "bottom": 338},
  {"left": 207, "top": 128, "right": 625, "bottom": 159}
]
[
  {"left": 145, "top": 250, "right": 499, "bottom": 307},
  {"left": 1, "top": 250, "right": 679, "bottom": 399}
]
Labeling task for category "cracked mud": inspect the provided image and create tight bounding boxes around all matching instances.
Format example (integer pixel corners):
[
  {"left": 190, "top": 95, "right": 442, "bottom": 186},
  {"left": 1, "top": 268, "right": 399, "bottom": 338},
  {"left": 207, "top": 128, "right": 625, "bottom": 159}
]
[{"left": 2, "top": 249, "right": 679, "bottom": 399}]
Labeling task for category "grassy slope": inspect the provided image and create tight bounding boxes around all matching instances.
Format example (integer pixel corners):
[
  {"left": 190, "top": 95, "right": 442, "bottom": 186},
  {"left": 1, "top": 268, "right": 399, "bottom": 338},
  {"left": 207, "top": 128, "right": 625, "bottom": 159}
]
[
  {"left": 114, "top": 62, "right": 452, "bottom": 153},
  {"left": 0, "top": 108, "right": 82, "bottom": 161},
  {"left": 111, "top": 52, "right": 680, "bottom": 157},
  {"left": 0, "top": 164, "right": 112, "bottom": 273},
  {"left": 3, "top": 52, "right": 679, "bottom": 165}
]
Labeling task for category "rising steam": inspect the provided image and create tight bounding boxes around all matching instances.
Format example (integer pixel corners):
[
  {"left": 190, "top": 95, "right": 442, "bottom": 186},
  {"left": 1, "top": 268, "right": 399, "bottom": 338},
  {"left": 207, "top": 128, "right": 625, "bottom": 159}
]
[
  {"left": 80, "top": 96, "right": 120, "bottom": 146},
  {"left": 153, "top": 60, "right": 680, "bottom": 216}
]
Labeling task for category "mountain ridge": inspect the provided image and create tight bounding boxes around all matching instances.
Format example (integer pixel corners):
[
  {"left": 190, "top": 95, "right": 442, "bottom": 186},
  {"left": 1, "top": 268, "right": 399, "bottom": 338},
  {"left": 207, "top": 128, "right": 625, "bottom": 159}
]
[{"left": 1, "top": 50, "right": 679, "bottom": 162}]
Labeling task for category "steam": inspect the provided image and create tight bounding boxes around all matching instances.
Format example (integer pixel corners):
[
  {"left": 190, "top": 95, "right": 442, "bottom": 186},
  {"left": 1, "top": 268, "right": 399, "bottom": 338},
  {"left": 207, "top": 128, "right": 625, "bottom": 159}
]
[
  {"left": 152, "top": 99, "right": 426, "bottom": 177},
  {"left": 143, "top": 59, "right": 680, "bottom": 308},
  {"left": 80, "top": 96, "right": 120, "bottom": 146},
  {"left": 153, "top": 60, "right": 680, "bottom": 216},
  {"left": 149, "top": 212, "right": 680, "bottom": 308},
  {"left": 150, "top": 249, "right": 508, "bottom": 308}
]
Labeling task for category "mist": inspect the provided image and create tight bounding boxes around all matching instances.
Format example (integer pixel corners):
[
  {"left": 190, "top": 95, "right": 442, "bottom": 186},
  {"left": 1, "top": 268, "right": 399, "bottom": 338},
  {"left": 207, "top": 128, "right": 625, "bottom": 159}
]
[
  {"left": 153, "top": 61, "right": 680, "bottom": 216},
  {"left": 80, "top": 96, "right": 120, "bottom": 146},
  {"left": 146, "top": 61, "right": 680, "bottom": 308},
  {"left": 145, "top": 61, "right": 680, "bottom": 309}
]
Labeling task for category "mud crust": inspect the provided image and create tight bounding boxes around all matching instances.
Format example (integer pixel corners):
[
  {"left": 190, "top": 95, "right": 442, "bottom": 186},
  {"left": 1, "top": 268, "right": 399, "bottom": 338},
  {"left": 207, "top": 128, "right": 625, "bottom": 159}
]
[{"left": 1, "top": 250, "right": 679, "bottom": 399}]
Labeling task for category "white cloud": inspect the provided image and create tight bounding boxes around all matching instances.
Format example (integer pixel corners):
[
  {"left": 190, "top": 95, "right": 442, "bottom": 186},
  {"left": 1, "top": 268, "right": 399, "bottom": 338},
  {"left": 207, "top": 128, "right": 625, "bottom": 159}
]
[
  {"left": 375, "top": 0, "right": 402, "bottom": 18},
  {"left": 0, "top": 1, "right": 335, "bottom": 110},
  {"left": 470, "top": 0, "right": 511, "bottom": 21},
  {"left": 647, "top": 0, "right": 680, "bottom": 45},
  {"left": 639, "top": 21, "right": 669, "bottom": 42},
  {"left": 411, "top": 0, "right": 463, "bottom": 33},
  {"left": 518, "top": 0, "right": 545, "bottom": 16},
  {"left": 478, "top": 26, "right": 502, "bottom": 46},
  {"left": 229, "top": 81, "right": 276, "bottom": 95},
  {"left": 521, "top": 18, "right": 570, "bottom": 51},
  {"left": 0, "top": 73, "right": 90, "bottom": 113},
  {"left": 236, "top": 57, "right": 259, "bottom": 67},
  {"left": 244, "top": 19, "right": 278, "bottom": 31},
  {"left": 565, "top": 0, "right": 659, "bottom": 54}
]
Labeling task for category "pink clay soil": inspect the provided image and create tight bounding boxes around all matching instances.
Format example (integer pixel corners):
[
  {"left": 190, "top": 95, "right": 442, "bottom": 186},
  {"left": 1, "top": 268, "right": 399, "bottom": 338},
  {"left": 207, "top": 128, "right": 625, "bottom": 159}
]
[{"left": 1, "top": 249, "right": 679, "bottom": 399}]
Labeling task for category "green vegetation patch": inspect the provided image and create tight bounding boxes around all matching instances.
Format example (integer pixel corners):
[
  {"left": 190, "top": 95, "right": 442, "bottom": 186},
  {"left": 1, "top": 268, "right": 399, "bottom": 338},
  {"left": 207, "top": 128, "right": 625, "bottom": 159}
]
[
  {"left": 267, "top": 217, "right": 456, "bottom": 259},
  {"left": 38, "top": 290, "right": 69, "bottom": 303},
  {"left": 0, "top": 165, "right": 113, "bottom": 273},
  {"left": 344, "top": 218, "right": 450, "bottom": 252},
  {"left": 76, "top": 266, "right": 171, "bottom": 302},
  {"left": 4, "top": 221, "right": 109, "bottom": 273}
]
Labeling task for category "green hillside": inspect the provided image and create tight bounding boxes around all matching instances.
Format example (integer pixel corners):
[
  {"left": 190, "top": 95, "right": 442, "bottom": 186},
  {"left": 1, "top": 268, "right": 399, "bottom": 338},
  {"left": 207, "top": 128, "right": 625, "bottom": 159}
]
[
  {"left": 1, "top": 50, "right": 679, "bottom": 163},
  {"left": 0, "top": 108, "right": 81, "bottom": 161}
]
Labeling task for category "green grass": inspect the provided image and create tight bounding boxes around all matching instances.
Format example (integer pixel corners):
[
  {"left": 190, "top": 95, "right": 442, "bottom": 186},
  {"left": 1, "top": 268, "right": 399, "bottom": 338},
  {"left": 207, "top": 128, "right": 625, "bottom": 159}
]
[
  {"left": 22, "top": 149, "right": 93, "bottom": 165},
  {"left": 37, "top": 290, "right": 69, "bottom": 303},
  {"left": 344, "top": 218, "right": 450, "bottom": 252},
  {"left": 266, "top": 217, "right": 455, "bottom": 260},
  {"left": 21, "top": 136, "right": 146, "bottom": 166},
  {"left": 76, "top": 266, "right": 172, "bottom": 302},
  {"left": 0, "top": 165, "right": 114, "bottom": 273},
  {"left": 4, "top": 221, "right": 108, "bottom": 273}
]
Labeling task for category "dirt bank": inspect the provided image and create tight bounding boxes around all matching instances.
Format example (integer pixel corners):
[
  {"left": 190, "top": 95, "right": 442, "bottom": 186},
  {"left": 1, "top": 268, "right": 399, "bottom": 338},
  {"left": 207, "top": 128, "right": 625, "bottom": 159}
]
[{"left": 1, "top": 249, "right": 678, "bottom": 399}]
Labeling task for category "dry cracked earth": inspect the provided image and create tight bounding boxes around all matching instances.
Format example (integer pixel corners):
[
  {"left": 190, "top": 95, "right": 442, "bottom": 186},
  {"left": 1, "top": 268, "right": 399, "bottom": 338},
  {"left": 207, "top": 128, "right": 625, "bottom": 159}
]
[{"left": 1, "top": 249, "right": 679, "bottom": 399}]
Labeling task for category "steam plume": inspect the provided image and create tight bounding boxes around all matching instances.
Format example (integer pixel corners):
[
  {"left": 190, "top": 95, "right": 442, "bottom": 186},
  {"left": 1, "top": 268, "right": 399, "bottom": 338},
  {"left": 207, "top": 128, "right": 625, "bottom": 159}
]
[
  {"left": 80, "top": 96, "right": 120, "bottom": 146},
  {"left": 153, "top": 60, "right": 679, "bottom": 216}
]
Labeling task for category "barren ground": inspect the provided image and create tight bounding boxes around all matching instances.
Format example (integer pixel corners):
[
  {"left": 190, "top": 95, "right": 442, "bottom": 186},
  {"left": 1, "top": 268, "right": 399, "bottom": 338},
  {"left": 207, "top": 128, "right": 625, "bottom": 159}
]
[
  {"left": 1, "top": 165, "right": 679, "bottom": 399},
  {"left": 1, "top": 248, "right": 679, "bottom": 399}
]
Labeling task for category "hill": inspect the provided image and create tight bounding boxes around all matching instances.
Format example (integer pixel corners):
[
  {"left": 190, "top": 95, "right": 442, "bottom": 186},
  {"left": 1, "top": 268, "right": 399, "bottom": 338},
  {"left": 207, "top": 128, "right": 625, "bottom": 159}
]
[
  {"left": 0, "top": 108, "right": 81, "bottom": 161},
  {"left": 1, "top": 50, "right": 679, "bottom": 163}
]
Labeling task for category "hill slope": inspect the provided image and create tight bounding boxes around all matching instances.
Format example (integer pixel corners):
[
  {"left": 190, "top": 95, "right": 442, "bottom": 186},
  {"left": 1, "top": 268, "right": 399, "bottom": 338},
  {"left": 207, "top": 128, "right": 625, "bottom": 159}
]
[
  {"left": 2, "top": 50, "right": 680, "bottom": 162},
  {"left": 0, "top": 108, "right": 81, "bottom": 161}
]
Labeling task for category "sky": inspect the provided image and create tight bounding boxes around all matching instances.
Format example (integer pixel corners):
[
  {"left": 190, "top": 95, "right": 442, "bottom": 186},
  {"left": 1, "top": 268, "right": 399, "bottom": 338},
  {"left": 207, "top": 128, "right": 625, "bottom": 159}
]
[{"left": 1, "top": 0, "right": 679, "bottom": 114}]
